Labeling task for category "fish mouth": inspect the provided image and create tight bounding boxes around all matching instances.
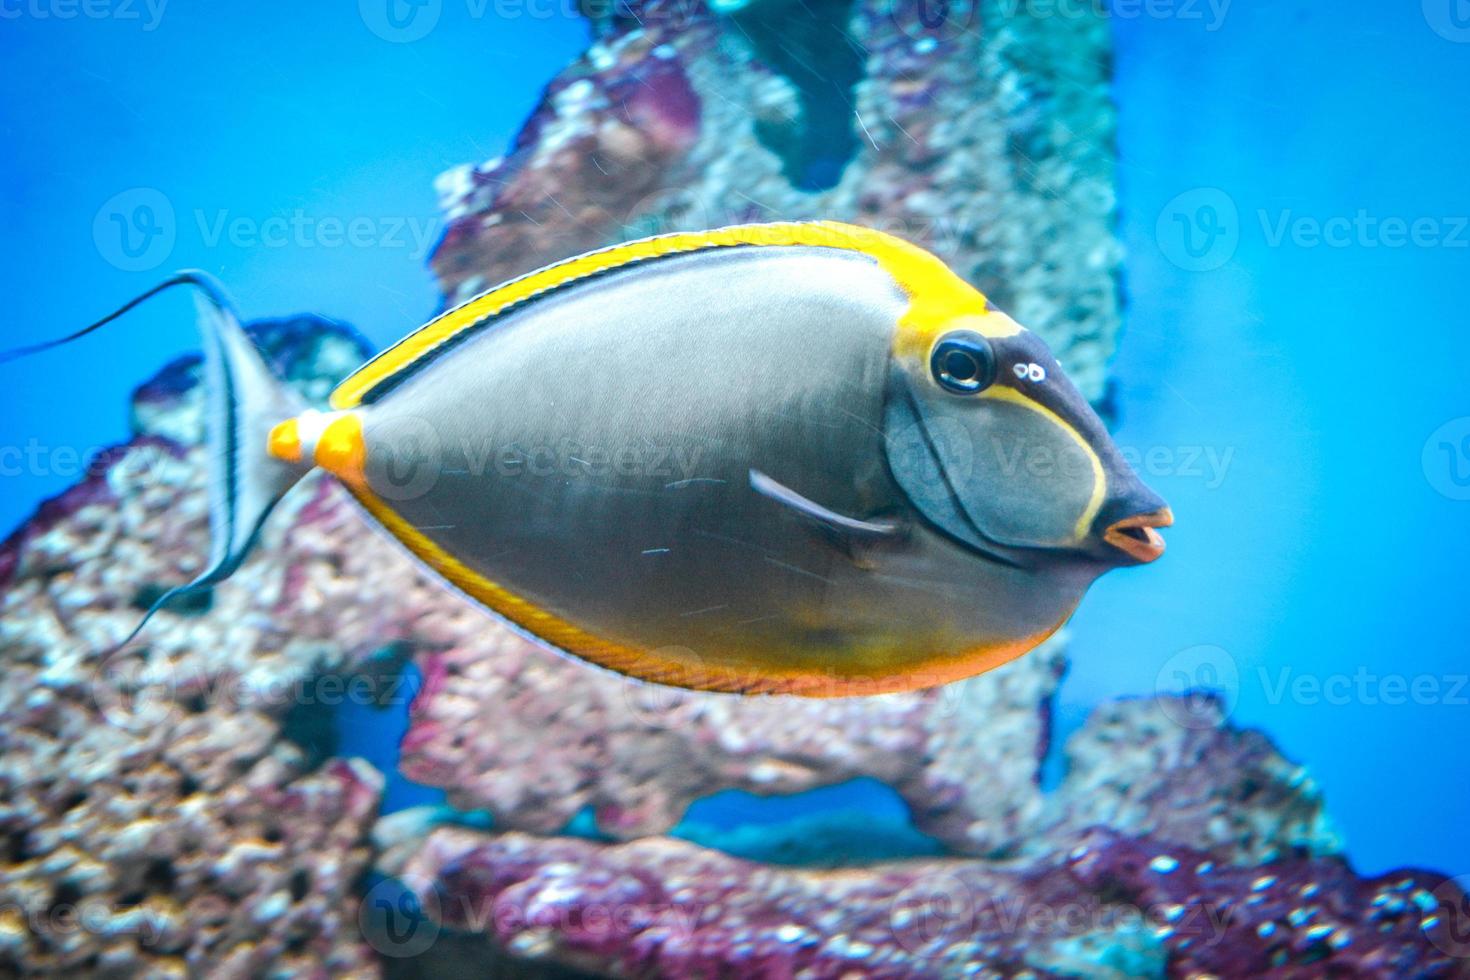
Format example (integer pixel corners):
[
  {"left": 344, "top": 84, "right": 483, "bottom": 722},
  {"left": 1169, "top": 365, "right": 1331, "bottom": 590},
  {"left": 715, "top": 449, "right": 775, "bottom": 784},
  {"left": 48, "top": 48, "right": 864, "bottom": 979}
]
[{"left": 1103, "top": 507, "right": 1173, "bottom": 564}]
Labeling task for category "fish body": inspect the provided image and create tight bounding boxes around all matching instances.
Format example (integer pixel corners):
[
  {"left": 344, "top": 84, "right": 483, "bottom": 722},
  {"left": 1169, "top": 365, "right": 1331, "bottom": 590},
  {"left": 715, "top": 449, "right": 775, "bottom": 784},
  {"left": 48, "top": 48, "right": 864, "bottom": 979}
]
[{"left": 57, "top": 222, "right": 1171, "bottom": 696}]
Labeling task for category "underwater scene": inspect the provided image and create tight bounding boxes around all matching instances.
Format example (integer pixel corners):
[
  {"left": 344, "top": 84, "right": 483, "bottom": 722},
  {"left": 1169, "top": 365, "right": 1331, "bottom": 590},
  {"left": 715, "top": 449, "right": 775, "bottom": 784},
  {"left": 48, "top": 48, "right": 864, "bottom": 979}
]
[{"left": 2, "top": 0, "right": 1468, "bottom": 976}]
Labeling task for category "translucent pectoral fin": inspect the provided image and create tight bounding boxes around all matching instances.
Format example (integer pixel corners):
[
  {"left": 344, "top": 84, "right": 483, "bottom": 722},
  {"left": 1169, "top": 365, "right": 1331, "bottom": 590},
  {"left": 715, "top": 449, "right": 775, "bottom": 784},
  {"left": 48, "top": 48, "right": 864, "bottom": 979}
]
[{"left": 749, "top": 469, "right": 905, "bottom": 566}]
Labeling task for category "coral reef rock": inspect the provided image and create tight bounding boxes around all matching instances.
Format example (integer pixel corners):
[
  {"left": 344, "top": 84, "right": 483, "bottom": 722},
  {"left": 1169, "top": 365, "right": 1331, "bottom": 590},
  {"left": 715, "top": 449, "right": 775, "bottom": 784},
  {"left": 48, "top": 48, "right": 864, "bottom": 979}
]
[{"left": 378, "top": 826, "right": 1470, "bottom": 979}]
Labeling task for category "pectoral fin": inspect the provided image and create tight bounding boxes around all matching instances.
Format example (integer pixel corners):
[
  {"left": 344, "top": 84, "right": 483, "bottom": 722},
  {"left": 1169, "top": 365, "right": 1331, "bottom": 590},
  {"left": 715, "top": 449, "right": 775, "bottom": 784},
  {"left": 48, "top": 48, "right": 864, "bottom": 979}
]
[{"left": 749, "top": 469, "right": 904, "bottom": 565}]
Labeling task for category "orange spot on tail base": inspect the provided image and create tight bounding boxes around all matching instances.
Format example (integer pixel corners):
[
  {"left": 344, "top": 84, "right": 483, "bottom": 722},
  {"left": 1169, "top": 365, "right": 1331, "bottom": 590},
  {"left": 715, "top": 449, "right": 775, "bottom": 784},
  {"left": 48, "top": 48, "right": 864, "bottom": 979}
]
[
  {"left": 266, "top": 418, "right": 302, "bottom": 463},
  {"left": 314, "top": 413, "right": 366, "bottom": 485}
]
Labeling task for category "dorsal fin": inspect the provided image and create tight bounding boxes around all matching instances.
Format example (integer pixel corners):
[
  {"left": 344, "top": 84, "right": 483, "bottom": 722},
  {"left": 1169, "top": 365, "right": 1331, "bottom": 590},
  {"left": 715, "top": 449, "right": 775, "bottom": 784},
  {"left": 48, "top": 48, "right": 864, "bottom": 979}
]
[{"left": 329, "top": 220, "right": 980, "bottom": 409}]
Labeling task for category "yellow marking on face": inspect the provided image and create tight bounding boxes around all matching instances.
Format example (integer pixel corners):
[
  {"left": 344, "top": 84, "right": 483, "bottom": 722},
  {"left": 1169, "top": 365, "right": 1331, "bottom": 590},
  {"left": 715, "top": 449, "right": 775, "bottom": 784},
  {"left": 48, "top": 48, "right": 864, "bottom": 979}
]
[
  {"left": 343, "top": 478, "right": 1065, "bottom": 697},
  {"left": 982, "top": 385, "right": 1107, "bottom": 542},
  {"left": 892, "top": 307, "right": 1024, "bottom": 365},
  {"left": 330, "top": 221, "right": 998, "bottom": 410},
  {"left": 266, "top": 418, "right": 302, "bottom": 463},
  {"left": 313, "top": 412, "right": 366, "bottom": 486}
]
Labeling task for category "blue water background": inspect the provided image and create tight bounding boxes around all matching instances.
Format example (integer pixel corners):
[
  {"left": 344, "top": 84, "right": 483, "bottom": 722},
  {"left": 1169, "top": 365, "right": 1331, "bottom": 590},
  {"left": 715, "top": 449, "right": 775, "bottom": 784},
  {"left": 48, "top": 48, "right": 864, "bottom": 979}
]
[{"left": 1, "top": 2, "right": 1466, "bottom": 877}]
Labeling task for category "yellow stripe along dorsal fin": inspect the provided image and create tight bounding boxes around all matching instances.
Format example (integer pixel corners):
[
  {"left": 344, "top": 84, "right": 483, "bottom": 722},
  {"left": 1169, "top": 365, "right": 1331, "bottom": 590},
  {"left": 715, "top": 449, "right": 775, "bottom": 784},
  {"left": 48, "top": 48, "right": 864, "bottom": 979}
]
[{"left": 329, "top": 220, "right": 998, "bottom": 410}]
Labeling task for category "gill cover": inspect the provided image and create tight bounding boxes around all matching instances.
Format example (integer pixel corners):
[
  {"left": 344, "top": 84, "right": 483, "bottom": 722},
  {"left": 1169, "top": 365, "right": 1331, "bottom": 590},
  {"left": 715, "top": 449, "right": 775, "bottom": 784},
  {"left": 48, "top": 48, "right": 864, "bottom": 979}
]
[{"left": 884, "top": 330, "right": 1107, "bottom": 556}]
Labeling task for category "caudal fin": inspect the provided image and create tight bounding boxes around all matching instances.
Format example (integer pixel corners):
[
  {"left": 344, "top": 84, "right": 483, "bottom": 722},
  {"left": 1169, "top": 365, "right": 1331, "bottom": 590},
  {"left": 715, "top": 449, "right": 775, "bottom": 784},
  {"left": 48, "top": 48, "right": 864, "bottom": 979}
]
[{"left": 1, "top": 274, "right": 312, "bottom": 648}]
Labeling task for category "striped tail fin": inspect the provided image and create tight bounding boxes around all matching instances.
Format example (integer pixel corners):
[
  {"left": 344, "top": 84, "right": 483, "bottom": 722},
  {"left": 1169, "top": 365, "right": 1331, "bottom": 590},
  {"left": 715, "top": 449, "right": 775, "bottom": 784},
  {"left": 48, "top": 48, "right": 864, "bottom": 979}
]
[{"left": 2, "top": 274, "right": 312, "bottom": 649}]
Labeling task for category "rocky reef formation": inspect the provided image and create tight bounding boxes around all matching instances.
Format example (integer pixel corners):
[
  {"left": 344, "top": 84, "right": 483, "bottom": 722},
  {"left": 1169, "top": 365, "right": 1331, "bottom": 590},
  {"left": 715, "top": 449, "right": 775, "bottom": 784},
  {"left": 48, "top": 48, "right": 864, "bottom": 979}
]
[
  {"left": 368, "top": 694, "right": 1470, "bottom": 977},
  {"left": 2, "top": 0, "right": 1465, "bottom": 977},
  {"left": 379, "top": 825, "right": 1469, "bottom": 979}
]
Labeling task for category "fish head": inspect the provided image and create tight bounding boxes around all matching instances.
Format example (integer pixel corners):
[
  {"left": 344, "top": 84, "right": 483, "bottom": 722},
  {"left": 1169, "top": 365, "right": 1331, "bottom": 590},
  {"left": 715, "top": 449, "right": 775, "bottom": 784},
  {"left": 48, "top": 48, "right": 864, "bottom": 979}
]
[{"left": 884, "top": 308, "right": 1172, "bottom": 568}]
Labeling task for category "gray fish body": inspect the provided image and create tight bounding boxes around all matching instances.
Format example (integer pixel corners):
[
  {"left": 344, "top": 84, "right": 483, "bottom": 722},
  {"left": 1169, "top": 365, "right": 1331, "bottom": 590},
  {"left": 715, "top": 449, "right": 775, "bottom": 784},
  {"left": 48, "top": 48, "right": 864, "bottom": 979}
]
[{"left": 353, "top": 246, "right": 1082, "bottom": 692}]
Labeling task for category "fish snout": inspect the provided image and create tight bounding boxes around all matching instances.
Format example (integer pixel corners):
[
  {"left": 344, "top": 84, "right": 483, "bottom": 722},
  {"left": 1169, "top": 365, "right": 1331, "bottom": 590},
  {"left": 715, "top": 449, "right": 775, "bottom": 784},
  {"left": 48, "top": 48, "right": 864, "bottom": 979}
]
[{"left": 1093, "top": 489, "right": 1173, "bottom": 565}]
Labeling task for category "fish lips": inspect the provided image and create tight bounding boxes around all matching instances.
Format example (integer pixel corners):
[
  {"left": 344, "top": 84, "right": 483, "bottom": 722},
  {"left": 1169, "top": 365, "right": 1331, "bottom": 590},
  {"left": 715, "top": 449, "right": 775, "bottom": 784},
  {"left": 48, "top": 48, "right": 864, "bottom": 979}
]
[{"left": 1101, "top": 504, "right": 1174, "bottom": 564}]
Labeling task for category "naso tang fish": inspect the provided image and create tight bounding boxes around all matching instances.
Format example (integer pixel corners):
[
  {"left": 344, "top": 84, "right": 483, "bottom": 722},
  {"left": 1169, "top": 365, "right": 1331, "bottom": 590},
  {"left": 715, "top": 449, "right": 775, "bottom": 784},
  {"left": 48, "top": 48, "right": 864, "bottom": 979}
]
[{"left": 23, "top": 222, "right": 1171, "bottom": 696}]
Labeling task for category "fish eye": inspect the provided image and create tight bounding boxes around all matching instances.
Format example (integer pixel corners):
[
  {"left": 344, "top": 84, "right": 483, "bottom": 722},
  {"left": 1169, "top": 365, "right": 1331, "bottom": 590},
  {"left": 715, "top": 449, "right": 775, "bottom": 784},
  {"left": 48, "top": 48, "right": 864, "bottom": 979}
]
[{"left": 930, "top": 331, "right": 996, "bottom": 395}]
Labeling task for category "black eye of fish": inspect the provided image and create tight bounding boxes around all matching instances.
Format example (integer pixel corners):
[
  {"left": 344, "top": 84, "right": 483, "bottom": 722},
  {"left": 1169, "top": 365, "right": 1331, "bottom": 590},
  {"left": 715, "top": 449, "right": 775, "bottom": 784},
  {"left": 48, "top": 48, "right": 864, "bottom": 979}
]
[{"left": 931, "top": 332, "right": 996, "bottom": 394}]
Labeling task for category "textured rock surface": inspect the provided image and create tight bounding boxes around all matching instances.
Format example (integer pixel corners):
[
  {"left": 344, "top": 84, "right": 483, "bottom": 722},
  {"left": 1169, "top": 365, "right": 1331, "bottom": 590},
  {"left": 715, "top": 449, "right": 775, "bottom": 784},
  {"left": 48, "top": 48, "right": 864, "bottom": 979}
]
[
  {"left": 1050, "top": 696, "right": 1342, "bottom": 864},
  {"left": 368, "top": 690, "right": 1380, "bottom": 976},
  {"left": 431, "top": 0, "right": 1120, "bottom": 399},
  {"left": 380, "top": 825, "right": 1470, "bottom": 979}
]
